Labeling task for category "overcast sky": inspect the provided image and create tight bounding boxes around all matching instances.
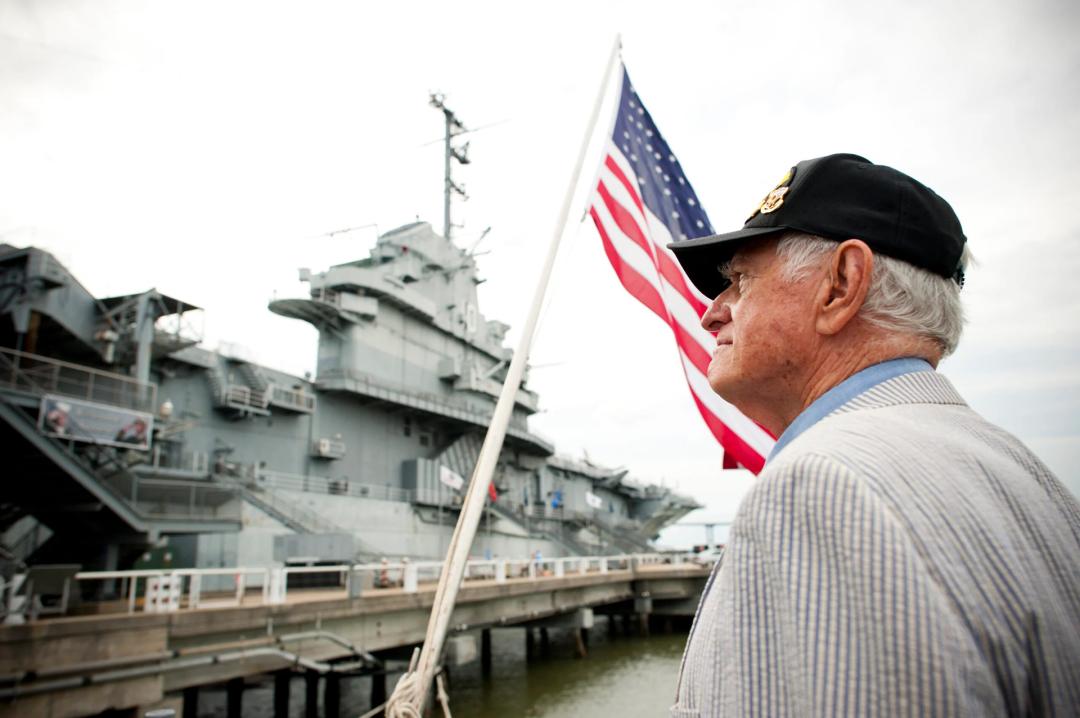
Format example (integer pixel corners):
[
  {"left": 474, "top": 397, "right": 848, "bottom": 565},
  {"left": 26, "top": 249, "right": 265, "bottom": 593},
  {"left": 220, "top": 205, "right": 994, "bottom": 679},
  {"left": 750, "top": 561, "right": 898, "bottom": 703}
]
[{"left": 2, "top": 0, "right": 1078, "bottom": 547}]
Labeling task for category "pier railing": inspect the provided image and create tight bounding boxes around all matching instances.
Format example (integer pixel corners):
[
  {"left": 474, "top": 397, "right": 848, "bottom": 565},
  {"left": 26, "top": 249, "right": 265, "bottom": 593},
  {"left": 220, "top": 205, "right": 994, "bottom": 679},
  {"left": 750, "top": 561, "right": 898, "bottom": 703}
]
[{"left": 58, "top": 552, "right": 697, "bottom": 617}]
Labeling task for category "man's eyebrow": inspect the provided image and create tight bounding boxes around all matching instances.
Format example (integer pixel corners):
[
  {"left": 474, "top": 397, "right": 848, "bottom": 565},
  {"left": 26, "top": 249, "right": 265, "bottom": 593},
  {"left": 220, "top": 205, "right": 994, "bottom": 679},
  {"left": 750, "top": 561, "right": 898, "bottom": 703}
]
[{"left": 723, "top": 257, "right": 748, "bottom": 275}]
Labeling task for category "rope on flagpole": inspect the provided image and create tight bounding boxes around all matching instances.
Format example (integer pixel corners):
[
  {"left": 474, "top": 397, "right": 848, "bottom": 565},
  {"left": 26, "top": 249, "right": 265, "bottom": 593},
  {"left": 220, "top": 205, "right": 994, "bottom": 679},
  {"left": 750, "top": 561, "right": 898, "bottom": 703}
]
[{"left": 384, "top": 33, "right": 624, "bottom": 718}]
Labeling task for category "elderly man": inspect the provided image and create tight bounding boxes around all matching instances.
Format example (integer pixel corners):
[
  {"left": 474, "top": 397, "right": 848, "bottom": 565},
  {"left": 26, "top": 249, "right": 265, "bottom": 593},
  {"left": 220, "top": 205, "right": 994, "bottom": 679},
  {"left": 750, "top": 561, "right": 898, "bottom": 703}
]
[{"left": 667, "top": 154, "right": 1080, "bottom": 717}]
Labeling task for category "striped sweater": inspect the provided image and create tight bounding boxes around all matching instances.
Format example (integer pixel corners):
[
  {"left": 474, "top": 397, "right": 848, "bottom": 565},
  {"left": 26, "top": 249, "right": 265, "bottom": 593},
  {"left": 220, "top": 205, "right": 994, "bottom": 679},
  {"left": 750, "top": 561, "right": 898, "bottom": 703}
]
[{"left": 672, "top": 370, "right": 1080, "bottom": 716}]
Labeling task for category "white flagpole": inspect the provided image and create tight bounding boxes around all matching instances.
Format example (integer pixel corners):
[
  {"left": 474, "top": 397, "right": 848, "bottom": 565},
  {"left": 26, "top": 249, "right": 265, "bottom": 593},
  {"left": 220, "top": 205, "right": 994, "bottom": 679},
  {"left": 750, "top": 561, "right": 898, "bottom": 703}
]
[{"left": 386, "top": 34, "right": 624, "bottom": 717}]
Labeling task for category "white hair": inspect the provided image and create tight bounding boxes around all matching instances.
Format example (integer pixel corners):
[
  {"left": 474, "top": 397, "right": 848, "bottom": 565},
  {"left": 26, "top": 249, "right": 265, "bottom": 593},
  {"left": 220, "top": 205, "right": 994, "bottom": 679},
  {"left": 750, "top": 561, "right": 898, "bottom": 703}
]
[{"left": 775, "top": 231, "right": 967, "bottom": 356}]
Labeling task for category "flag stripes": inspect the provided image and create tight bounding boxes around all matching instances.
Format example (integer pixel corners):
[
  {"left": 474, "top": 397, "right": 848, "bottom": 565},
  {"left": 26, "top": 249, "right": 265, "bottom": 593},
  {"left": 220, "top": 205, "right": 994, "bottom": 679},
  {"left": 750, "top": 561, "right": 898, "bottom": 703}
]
[{"left": 587, "top": 67, "right": 775, "bottom": 471}]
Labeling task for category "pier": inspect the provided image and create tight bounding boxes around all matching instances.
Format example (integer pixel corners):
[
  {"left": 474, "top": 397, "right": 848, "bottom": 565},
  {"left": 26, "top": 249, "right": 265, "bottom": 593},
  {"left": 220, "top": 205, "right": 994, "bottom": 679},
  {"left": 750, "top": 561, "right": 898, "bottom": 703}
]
[{"left": 0, "top": 553, "right": 710, "bottom": 717}]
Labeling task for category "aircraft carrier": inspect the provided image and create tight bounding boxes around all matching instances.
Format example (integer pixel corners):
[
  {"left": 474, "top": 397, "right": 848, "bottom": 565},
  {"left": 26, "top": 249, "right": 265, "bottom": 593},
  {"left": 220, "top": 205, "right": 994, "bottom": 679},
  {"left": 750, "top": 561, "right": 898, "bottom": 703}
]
[
  {"left": 0, "top": 95, "right": 699, "bottom": 584},
  {"left": 0, "top": 217, "right": 700, "bottom": 579}
]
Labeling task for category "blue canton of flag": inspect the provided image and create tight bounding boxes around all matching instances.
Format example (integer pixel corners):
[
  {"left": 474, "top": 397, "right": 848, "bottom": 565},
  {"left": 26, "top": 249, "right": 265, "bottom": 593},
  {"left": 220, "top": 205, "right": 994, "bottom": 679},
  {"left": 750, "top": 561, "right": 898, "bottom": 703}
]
[{"left": 609, "top": 69, "right": 714, "bottom": 243}]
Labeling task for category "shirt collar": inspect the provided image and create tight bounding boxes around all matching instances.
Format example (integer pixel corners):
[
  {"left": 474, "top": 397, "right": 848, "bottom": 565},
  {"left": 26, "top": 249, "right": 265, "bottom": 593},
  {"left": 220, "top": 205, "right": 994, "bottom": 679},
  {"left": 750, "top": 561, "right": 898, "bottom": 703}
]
[{"left": 766, "top": 357, "right": 933, "bottom": 463}]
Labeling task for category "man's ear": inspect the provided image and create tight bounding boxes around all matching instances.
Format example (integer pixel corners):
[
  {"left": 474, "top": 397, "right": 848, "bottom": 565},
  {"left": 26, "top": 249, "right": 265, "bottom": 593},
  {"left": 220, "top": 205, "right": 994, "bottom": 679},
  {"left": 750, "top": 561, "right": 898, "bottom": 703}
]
[{"left": 816, "top": 239, "right": 873, "bottom": 336}]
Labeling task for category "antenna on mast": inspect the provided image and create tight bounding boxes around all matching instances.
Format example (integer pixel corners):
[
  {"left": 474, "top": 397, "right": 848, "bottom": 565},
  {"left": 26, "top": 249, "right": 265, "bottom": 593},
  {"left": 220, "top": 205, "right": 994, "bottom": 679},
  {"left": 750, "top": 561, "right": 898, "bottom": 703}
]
[{"left": 429, "top": 93, "right": 470, "bottom": 242}]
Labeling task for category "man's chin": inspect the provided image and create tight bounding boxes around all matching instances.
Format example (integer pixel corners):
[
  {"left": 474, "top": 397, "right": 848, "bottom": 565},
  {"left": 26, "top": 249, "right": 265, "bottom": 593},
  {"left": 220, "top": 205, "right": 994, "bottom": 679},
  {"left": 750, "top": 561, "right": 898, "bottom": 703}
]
[
  {"left": 706, "top": 369, "right": 738, "bottom": 402},
  {"left": 707, "top": 370, "right": 757, "bottom": 414}
]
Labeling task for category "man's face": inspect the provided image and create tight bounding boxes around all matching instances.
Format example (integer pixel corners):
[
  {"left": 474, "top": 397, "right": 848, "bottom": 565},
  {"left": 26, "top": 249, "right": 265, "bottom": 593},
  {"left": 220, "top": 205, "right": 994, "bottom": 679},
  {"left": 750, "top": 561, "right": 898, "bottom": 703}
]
[{"left": 700, "top": 237, "right": 824, "bottom": 428}]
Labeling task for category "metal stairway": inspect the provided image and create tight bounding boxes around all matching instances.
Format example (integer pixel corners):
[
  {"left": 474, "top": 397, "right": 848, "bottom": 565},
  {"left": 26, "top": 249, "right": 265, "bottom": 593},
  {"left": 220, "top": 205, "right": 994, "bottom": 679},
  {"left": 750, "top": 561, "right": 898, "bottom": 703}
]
[
  {"left": 0, "top": 346, "right": 245, "bottom": 558},
  {"left": 486, "top": 500, "right": 595, "bottom": 556}
]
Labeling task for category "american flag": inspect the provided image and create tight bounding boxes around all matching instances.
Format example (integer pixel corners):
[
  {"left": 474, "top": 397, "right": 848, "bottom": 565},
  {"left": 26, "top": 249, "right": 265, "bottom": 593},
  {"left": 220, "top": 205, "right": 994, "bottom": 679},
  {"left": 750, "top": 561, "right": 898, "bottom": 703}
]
[{"left": 587, "top": 65, "right": 775, "bottom": 473}]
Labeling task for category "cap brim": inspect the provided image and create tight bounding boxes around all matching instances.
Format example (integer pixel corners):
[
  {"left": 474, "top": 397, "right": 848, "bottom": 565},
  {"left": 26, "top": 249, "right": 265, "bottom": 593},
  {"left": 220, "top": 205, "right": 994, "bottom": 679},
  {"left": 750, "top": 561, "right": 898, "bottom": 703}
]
[{"left": 668, "top": 226, "right": 787, "bottom": 299}]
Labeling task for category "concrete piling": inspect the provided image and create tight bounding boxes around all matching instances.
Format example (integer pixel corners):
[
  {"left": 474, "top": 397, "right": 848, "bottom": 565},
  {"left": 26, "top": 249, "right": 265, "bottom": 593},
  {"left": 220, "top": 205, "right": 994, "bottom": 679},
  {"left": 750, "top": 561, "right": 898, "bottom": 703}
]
[
  {"left": 525, "top": 627, "right": 536, "bottom": 660},
  {"left": 225, "top": 677, "right": 243, "bottom": 718},
  {"left": 273, "top": 670, "right": 290, "bottom": 718},
  {"left": 480, "top": 628, "right": 492, "bottom": 676},
  {"left": 324, "top": 673, "right": 341, "bottom": 718},
  {"left": 182, "top": 686, "right": 198, "bottom": 718},
  {"left": 370, "top": 670, "right": 387, "bottom": 709},
  {"left": 304, "top": 671, "right": 319, "bottom": 718},
  {"left": 573, "top": 628, "right": 587, "bottom": 658}
]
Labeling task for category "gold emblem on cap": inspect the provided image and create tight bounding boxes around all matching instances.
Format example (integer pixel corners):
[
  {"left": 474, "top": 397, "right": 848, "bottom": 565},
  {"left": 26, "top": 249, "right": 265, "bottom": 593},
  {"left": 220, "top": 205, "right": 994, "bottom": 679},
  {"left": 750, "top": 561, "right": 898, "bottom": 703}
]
[
  {"left": 746, "top": 167, "right": 795, "bottom": 221},
  {"left": 759, "top": 186, "right": 788, "bottom": 214}
]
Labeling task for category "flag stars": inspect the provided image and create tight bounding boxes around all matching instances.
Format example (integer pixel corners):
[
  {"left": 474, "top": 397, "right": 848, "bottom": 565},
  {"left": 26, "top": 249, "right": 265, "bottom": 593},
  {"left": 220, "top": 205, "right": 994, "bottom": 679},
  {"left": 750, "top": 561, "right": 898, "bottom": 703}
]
[{"left": 611, "top": 85, "right": 710, "bottom": 245}]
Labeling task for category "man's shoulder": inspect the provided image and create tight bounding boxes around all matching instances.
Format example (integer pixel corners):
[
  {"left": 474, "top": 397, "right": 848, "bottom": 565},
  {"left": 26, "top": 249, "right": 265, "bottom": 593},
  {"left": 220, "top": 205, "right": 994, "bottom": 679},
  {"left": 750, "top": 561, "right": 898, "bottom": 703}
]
[{"left": 775, "top": 369, "right": 992, "bottom": 466}]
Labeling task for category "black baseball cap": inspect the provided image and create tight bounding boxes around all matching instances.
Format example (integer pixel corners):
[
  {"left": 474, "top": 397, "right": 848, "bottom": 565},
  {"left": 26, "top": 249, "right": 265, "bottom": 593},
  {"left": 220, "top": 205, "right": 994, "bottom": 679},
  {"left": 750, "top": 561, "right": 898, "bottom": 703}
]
[{"left": 668, "top": 153, "right": 967, "bottom": 298}]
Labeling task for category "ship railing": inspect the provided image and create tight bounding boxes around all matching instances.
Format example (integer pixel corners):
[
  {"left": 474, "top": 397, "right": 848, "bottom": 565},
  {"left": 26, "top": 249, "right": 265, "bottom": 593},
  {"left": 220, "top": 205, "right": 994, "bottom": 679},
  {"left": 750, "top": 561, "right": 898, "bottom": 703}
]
[
  {"left": 0, "top": 346, "right": 157, "bottom": 412},
  {"left": 64, "top": 552, "right": 701, "bottom": 616},
  {"left": 522, "top": 505, "right": 596, "bottom": 525},
  {"left": 255, "top": 469, "right": 414, "bottom": 503},
  {"left": 222, "top": 383, "right": 269, "bottom": 410},
  {"left": 525, "top": 504, "right": 564, "bottom": 520},
  {"left": 97, "top": 472, "right": 241, "bottom": 522},
  {"left": 146, "top": 447, "right": 210, "bottom": 476},
  {"left": 316, "top": 368, "right": 551, "bottom": 449},
  {"left": 269, "top": 385, "right": 316, "bottom": 413},
  {"left": 311, "top": 287, "right": 341, "bottom": 307}
]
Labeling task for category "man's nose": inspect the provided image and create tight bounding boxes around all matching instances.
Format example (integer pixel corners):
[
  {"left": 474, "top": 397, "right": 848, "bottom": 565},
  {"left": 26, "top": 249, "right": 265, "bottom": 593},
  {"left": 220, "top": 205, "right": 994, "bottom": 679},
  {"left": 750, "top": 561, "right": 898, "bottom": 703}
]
[{"left": 700, "top": 291, "right": 733, "bottom": 332}]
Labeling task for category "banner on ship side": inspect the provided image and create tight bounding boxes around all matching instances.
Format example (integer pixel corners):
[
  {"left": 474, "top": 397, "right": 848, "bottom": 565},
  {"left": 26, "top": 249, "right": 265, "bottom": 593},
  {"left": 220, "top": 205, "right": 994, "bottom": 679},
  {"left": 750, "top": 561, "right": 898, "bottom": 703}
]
[
  {"left": 585, "top": 490, "right": 604, "bottom": 510},
  {"left": 38, "top": 394, "right": 154, "bottom": 451}
]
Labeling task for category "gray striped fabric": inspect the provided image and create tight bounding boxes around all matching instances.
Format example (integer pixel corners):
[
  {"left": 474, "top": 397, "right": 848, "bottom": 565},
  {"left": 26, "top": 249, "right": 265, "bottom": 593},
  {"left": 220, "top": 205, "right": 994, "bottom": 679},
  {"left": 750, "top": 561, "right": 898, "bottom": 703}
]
[{"left": 672, "top": 371, "right": 1080, "bottom": 717}]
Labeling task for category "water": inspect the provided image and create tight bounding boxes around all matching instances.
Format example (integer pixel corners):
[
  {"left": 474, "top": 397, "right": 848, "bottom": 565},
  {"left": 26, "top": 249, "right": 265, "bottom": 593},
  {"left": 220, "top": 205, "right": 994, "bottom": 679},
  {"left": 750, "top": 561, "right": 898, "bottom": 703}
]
[
  {"left": 195, "top": 619, "right": 688, "bottom": 717},
  {"left": 448, "top": 625, "right": 686, "bottom": 717}
]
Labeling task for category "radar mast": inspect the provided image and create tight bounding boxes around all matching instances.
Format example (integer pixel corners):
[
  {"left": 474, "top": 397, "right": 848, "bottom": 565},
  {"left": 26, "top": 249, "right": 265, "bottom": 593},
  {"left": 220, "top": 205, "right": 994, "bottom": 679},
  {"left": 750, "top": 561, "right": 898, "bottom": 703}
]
[{"left": 429, "top": 93, "right": 470, "bottom": 242}]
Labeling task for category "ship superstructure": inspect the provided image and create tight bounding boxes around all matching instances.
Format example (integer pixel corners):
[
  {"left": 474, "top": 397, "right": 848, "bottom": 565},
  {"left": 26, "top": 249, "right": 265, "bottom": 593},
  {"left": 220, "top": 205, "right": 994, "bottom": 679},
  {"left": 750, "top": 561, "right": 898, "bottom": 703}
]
[{"left": 0, "top": 225, "right": 699, "bottom": 574}]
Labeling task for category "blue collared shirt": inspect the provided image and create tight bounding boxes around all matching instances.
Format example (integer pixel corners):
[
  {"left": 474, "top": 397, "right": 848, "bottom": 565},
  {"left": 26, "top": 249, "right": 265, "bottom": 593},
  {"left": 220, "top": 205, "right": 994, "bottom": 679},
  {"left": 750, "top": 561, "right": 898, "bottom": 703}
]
[{"left": 767, "top": 357, "right": 933, "bottom": 463}]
